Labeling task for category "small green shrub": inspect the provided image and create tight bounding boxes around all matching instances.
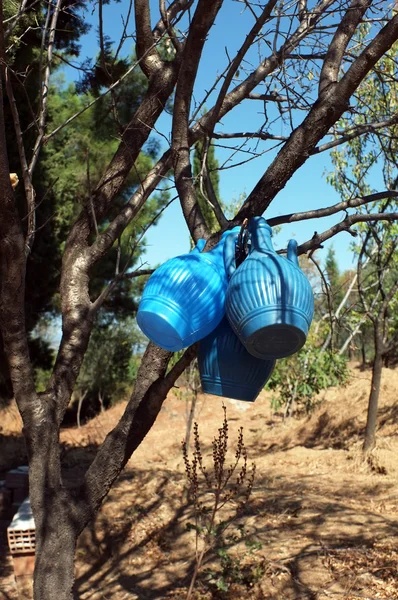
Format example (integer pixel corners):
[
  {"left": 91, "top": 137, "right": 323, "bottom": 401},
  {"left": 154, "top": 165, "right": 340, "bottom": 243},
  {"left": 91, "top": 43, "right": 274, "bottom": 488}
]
[
  {"left": 267, "top": 343, "right": 350, "bottom": 416},
  {"left": 203, "top": 528, "right": 264, "bottom": 593}
]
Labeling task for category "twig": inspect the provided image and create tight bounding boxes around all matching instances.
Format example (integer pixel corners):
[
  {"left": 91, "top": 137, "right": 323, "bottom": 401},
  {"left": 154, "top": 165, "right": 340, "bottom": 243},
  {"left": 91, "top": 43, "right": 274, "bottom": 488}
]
[
  {"left": 4, "top": 66, "right": 36, "bottom": 255},
  {"left": 29, "top": 0, "right": 63, "bottom": 176},
  {"left": 267, "top": 191, "right": 398, "bottom": 227},
  {"left": 86, "top": 148, "right": 98, "bottom": 236}
]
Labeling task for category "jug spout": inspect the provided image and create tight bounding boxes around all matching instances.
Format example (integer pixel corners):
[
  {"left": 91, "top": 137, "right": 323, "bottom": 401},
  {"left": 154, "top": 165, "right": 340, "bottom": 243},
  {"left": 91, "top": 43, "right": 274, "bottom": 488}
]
[
  {"left": 287, "top": 239, "right": 299, "bottom": 266},
  {"left": 249, "top": 217, "right": 274, "bottom": 253},
  {"left": 191, "top": 239, "right": 207, "bottom": 254}
]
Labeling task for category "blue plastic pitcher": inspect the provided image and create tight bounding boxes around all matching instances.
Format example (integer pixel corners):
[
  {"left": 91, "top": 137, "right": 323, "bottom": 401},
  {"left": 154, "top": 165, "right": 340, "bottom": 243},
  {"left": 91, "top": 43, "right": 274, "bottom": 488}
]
[
  {"left": 198, "top": 317, "right": 275, "bottom": 402},
  {"left": 137, "top": 228, "right": 240, "bottom": 351},
  {"left": 224, "top": 217, "right": 314, "bottom": 359}
]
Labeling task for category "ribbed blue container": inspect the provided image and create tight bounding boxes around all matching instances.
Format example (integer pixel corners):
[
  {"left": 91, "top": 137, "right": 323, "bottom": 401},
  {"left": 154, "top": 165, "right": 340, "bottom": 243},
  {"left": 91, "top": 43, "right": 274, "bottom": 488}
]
[
  {"left": 198, "top": 317, "right": 275, "bottom": 402},
  {"left": 225, "top": 217, "right": 314, "bottom": 359},
  {"left": 137, "top": 229, "right": 240, "bottom": 351}
]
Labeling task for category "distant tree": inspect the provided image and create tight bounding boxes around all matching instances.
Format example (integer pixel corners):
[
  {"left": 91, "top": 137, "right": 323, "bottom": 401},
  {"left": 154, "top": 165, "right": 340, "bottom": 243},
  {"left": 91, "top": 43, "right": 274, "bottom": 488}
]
[
  {"left": 327, "top": 39, "right": 398, "bottom": 450},
  {"left": 356, "top": 224, "right": 398, "bottom": 451},
  {"left": 0, "top": 0, "right": 89, "bottom": 401},
  {"left": 325, "top": 247, "right": 341, "bottom": 301},
  {"left": 75, "top": 318, "right": 145, "bottom": 425}
]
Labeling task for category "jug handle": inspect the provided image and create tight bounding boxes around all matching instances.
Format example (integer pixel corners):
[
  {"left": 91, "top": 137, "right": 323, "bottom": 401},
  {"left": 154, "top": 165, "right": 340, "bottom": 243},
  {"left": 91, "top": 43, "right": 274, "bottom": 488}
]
[
  {"left": 223, "top": 231, "right": 239, "bottom": 278},
  {"left": 191, "top": 239, "right": 206, "bottom": 254},
  {"left": 287, "top": 239, "right": 299, "bottom": 266}
]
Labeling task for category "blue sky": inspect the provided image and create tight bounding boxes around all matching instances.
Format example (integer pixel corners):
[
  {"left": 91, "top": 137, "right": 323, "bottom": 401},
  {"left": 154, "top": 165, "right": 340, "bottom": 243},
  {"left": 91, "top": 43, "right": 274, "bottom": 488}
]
[{"left": 60, "top": 0, "right": 368, "bottom": 273}]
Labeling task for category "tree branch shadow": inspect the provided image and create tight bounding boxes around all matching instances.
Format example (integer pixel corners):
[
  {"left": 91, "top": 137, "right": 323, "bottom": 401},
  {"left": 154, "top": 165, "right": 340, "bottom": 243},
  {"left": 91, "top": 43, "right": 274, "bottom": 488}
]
[{"left": 72, "top": 464, "right": 398, "bottom": 600}]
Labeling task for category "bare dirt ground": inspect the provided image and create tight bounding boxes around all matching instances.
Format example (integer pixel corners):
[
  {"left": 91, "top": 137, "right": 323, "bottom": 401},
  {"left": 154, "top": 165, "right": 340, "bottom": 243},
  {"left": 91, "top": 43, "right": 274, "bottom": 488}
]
[{"left": 1, "top": 364, "right": 398, "bottom": 599}]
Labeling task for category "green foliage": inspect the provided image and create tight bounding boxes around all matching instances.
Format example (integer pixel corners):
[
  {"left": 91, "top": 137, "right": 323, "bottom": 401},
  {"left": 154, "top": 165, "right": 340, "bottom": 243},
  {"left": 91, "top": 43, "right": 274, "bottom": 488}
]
[
  {"left": 267, "top": 341, "right": 350, "bottom": 415},
  {"left": 325, "top": 40, "right": 398, "bottom": 364},
  {"left": 2, "top": 31, "right": 168, "bottom": 396},
  {"left": 203, "top": 528, "right": 264, "bottom": 594},
  {"left": 75, "top": 318, "right": 144, "bottom": 408},
  {"left": 1, "top": 1, "right": 89, "bottom": 398}
]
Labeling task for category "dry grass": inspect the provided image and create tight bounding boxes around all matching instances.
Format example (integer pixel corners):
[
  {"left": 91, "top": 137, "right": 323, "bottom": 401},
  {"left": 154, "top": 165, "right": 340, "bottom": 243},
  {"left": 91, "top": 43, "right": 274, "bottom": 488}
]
[{"left": 1, "top": 364, "right": 398, "bottom": 599}]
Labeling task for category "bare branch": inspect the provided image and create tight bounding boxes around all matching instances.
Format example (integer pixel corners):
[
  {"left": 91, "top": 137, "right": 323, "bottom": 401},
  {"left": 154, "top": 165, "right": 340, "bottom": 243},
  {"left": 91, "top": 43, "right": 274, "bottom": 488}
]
[
  {"left": 213, "top": 130, "right": 288, "bottom": 142},
  {"left": 172, "top": 0, "right": 224, "bottom": 241},
  {"left": 135, "top": 0, "right": 163, "bottom": 76},
  {"left": 191, "top": 0, "right": 336, "bottom": 145},
  {"left": 296, "top": 212, "right": 398, "bottom": 256},
  {"left": 309, "top": 255, "right": 335, "bottom": 353},
  {"left": 4, "top": 0, "right": 40, "bottom": 38},
  {"left": 200, "top": 139, "right": 228, "bottom": 228},
  {"left": 29, "top": 0, "right": 63, "bottom": 176},
  {"left": 85, "top": 148, "right": 98, "bottom": 237},
  {"left": 88, "top": 150, "right": 172, "bottom": 264},
  {"left": 202, "top": 0, "right": 277, "bottom": 136},
  {"left": 248, "top": 91, "right": 307, "bottom": 109},
  {"left": 91, "top": 193, "right": 177, "bottom": 312},
  {"left": 267, "top": 190, "right": 398, "bottom": 227},
  {"left": 113, "top": 0, "right": 134, "bottom": 64},
  {"left": 4, "top": 67, "right": 36, "bottom": 255},
  {"left": 313, "top": 112, "right": 398, "bottom": 154},
  {"left": 234, "top": 11, "right": 398, "bottom": 222},
  {"left": 98, "top": 0, "right": 109, "bottom": 80},
  {"left": 319, "top": 0, "right": 371, "bottom": 95},
  {"left": 79, "top": 343, "right": 197, "bottom": 515},
  {"left": 123, "top": 268, "right": 154, "bottom": 279}
]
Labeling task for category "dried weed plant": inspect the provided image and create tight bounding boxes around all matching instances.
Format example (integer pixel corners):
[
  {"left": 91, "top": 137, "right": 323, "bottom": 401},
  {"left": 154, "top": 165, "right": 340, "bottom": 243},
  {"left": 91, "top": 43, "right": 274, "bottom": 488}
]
[{"left": 182, "top": 405, "right": 256, "bottom": 599}]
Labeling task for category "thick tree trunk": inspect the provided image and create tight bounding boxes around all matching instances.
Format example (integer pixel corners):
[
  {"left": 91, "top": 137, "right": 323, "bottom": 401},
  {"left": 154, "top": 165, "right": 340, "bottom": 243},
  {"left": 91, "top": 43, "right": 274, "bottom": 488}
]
[
  {"left": 23, "top": 408, "right": 77, "bottom": 600},
  {"left": 363, "top": 348, "right": 383, "bottom": 453},
  {"left": 33, "top": 493, "right": 78, "bottom": 600},
  {"left": 27, "top": 345, "right": 195, "bottom": 600}
]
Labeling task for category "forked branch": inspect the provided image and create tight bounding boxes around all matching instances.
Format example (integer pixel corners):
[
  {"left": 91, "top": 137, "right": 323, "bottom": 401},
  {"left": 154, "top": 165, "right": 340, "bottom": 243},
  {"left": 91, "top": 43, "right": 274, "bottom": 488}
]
[{"left": 172, "top": 0, "right": 224, "bottom": 241}]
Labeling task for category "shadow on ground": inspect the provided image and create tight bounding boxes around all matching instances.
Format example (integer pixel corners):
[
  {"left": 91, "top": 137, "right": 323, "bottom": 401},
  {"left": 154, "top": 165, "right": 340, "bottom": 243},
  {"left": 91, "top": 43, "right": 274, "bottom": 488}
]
[{"left": 73, "top": 464, "right": 398, "bottom": 600}]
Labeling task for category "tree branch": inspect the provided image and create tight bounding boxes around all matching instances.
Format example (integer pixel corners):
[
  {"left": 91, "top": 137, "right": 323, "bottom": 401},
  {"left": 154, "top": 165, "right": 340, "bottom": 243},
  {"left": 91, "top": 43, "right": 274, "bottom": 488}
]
[
  {"left": 135, "top": 0, "right": 163, "bottom": 76},
  {"left": 29, "top": 0, "right": 62, "bottom": 177},
  {"left": 172, "top": 0, "right": 224, "bottom": 241},
  {"left": 201, "top": 139, "right": 228, "bottom": 228},
  {"left": 0, "top": 1, "right": 37, "bottom": 417},
  {"left": 233, "top": 10, "right": 398, "bottom": 222},
  {"left": 319, "top": 0, "right": 371, "bottom": 95},
  {"left": 190, "top": 0, "right": 335, "bottom": 144},
  {"left": 88, "top": 150, "right": 172, "bottom": 264},
  {"left": 313, "top": 112, "right": 398, "bottom": 154},
  {"left": 296, "top": 212, "right": 398, "bottom": 255},
  {"left": 267, "top": 190, "right": 398, "bottom": 227},
  {"left": 213, "top": 131, "right": 288, "bottom": 142},
  {"left": 4, "top": 67, "right": 36, "bottom": 255},
  {"left": 203, "top": 0, "right": 277, "bottom": 136},
  {"left": 78, "top": 343, "right": 196, "bottom": 520},
  {"left": 153, "top": 0, "right": 194, "bottom": 42}
]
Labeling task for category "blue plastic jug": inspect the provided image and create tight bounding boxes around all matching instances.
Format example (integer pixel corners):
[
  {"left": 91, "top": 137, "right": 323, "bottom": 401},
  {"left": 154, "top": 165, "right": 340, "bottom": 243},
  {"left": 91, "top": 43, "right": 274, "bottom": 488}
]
[
  {"left": 224, "top": 217, "right": 314, "bottom": 359},
  {"left": 198, "top": 317, "right": 275, "bottom": 402},
  {"left": 137, "top": 229, "right": 240, "bottom": 351}
]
